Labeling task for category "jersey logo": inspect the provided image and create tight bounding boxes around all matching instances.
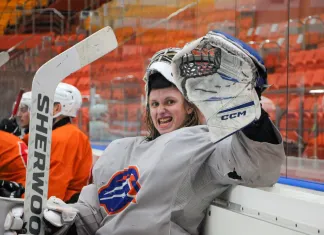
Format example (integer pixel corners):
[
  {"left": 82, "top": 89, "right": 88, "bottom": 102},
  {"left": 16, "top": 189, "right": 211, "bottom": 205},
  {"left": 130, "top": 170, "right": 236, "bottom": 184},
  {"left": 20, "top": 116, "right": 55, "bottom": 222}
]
[
  {"left": 98, "top": 166, "right": 141, "bottom": 215},
  {"left": 18, "top": 141, "right": 28, "bottom": 167}
]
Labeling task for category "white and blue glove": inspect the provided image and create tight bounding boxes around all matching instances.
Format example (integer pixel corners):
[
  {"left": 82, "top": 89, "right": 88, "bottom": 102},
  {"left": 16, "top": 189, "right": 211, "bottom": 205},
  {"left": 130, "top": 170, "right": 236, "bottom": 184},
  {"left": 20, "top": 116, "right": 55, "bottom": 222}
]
[{"left": 172, "top": 30, "right": 268, "bottom": 143}]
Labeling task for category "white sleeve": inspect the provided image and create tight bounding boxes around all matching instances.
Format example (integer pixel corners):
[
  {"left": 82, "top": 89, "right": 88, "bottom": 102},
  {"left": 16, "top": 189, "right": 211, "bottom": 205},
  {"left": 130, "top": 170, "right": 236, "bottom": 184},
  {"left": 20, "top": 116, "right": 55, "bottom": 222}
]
[
  {"left": 208, "top": 126, "right": 285, "bottom": 187},
  {"left": 71, "top": 184, "right": 103, "bottom": 235}
]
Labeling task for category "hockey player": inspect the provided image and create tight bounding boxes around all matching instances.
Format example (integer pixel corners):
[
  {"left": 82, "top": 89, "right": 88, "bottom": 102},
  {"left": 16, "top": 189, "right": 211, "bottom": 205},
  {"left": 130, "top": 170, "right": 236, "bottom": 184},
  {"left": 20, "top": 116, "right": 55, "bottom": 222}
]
[
  {"left": 6, "top": 83, "right": 92, "bottom": 203},
  {"left": 45, "top": 83, "right": 93, "bottom": 202},
  {"left": 0, "top": 124, "right": 27, "bottom": 187},
  {"left": 4, "top": 31, "right": 285, "bottom": 235}
]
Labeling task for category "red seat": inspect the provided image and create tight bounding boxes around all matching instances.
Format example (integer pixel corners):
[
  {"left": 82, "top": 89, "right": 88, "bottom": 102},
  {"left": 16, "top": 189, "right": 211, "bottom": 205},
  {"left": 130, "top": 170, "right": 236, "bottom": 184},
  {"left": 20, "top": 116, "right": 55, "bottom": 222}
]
[
  {"left": 311, "top": 69, "right": 324, "bottom": 87},
  {"left": 288, "top": 71, "right": 304, "bottom": 88},
  {"left": 276, "top": 73, "right": 288, "bottom": 89},
  {"left": 313, "top": 49, "right": 324, "bottom": 68},
  {"left": 304, "top": 133, "right": 324, "bottom": 159},
  {"left": 267, "top": 73, "right": 280, "bottom": 89}
]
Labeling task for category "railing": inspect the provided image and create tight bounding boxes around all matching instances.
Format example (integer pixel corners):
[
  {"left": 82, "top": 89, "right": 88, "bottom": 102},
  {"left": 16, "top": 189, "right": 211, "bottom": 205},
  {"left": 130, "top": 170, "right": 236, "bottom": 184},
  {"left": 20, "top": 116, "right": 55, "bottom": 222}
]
[
  {"left": 302, "top": 15, "right": 324, "bottom": 49},
  {"left": 4, "top": 8, "right": 65, "bottom": 34},
  {"left": 23, "top": 8, "right": 64, "bottom": 34}
]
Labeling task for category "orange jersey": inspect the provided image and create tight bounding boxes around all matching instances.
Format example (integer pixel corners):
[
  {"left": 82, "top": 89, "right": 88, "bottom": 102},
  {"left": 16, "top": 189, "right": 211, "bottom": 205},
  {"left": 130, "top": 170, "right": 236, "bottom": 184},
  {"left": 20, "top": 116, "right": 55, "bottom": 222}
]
[
  {"left": 49, "top": 123, "right": 92, "bottom": 201},
  {"left": 0, "top": 130, "right": 27, "bottom": 185},
  {"left": 23, "top": 123, "right": 92, "bottom": 201}
]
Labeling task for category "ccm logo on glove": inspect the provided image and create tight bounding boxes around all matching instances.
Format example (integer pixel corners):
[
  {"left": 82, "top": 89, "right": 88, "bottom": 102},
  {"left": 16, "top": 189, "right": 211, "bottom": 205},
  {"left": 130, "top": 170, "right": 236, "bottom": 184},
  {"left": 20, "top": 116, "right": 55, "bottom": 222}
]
[{"left": 221, "top": 111, "right": 247, "bottom": 120}]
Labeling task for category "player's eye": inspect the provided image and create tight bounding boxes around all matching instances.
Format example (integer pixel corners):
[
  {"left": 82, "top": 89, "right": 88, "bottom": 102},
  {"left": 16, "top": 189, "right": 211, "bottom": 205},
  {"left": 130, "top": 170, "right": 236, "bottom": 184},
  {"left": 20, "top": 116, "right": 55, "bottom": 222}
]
[
  {"left": 150, "top": 101, "right": 159, "bottom": 108},
  {"left": 166, "top": 99, "right": 175, "bottom": 105}
]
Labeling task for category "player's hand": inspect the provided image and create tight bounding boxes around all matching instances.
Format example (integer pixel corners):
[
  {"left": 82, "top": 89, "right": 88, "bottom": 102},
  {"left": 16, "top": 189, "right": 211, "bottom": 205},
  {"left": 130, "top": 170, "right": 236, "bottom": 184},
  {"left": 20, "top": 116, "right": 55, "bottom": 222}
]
[
  {"left": 43, "top": 196, "right": 79, "bottom": 234},
  {"left": 0, "top": 180, "right": 25, "bottom": 198},
  {"left": 4, "top": 206, "right": 25, "bottom": 235},
  {"left": 0, "top": 118, "right": 21, "bottom": 136}
]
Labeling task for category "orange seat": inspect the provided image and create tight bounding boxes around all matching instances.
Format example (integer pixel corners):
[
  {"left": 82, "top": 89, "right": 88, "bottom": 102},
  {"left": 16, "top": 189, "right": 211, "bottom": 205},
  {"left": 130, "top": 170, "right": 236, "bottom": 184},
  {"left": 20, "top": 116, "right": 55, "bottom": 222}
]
[
  {"left": 288, "top": 71, "right": 304, "bottom": 88},
  {"left": 313, "top": 49, "right": 324, "bottom": 67},
  {"left": 267, "top": 73, "right": 281, "bottom": 89},
  {"left": 311, "top": 69, "right": 324, "bottom": 87},
  {"left": 304, "top": 133, "right": 324, "bottom": 159},
  {"left": 276, "top": 73, "right": 288, "bottom": 89}
]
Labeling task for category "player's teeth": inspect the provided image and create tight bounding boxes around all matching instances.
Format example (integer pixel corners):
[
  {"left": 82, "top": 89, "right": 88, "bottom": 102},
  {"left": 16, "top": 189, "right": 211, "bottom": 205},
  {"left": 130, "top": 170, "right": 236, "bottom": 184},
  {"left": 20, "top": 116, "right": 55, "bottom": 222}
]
[{"left": 159, "top": 117, "right": 172, "bottom": 123}]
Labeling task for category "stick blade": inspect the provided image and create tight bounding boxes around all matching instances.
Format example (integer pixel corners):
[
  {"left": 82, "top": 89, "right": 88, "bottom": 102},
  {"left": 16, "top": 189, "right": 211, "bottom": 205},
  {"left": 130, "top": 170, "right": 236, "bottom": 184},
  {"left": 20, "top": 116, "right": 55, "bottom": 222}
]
[
  {"left": 32, "top": 26, "right": 118, "bottom": 90},
  {"left": 0, "top": 52, "right": 9, "bottom": 67},
  {"left": 76, "top": 26, "right": 118, "bottom": 68}
]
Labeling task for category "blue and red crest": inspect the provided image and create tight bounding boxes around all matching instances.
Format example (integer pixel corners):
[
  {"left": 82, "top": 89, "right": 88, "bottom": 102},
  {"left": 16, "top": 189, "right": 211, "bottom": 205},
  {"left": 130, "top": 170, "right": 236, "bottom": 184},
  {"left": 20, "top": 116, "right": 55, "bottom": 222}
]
[{"left": 98, "top": 166, "right": 141, "bottom": 215}]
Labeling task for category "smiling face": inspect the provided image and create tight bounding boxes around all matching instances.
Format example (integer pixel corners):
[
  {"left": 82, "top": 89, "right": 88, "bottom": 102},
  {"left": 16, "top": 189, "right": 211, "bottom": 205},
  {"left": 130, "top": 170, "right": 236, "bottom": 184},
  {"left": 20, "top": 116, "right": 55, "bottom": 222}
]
[{"left": 148, "top": 86, "right": 193, "bottom": 135}]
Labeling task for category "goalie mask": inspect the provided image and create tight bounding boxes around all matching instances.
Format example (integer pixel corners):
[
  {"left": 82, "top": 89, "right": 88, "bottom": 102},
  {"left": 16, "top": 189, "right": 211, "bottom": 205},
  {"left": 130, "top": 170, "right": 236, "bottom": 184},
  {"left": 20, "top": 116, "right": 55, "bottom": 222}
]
[
  {"left": 143, "top": 48, "right": 181, "bottom": 106},
  {"left": 171, "top": 30, "right": 266, "bottom": 143},
  {"left": 53, "top": 83, "right": 82, "bottom": 118}
]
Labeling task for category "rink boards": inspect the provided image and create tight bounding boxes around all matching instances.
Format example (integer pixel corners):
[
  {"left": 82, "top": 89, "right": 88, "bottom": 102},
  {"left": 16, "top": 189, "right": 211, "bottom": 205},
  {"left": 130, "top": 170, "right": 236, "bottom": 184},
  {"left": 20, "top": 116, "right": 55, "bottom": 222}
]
[{"left": 202, "top": 184, "right": 324, "bottom": 235}]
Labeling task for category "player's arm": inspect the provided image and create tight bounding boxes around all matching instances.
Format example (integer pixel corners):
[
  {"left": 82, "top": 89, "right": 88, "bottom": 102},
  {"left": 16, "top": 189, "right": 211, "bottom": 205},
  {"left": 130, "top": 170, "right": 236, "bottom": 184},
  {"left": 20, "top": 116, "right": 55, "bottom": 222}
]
[
  {"left": 171, "top": 31, "right": 285, "bottom": 187},
  {"left": 207, "top": 109, "right": 285, "bottom": 187}
]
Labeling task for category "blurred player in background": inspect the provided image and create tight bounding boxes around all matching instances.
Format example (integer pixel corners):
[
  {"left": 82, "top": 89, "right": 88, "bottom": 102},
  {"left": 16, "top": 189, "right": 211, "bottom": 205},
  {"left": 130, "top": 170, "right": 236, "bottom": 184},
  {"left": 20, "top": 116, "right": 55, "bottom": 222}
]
[
  {"left": 0, "top": 121, "right": 27, "bottom": 193},
  {"left": 16, "top": 91, "right": 31, "bottom": 144},
  {"left": 0, "top": 99, "right": 28, "bottom": 198},
  {"left": 4, "top": 31, "right": 285, "bottom": 235},
  {"left": 89, "top": 103, "right": 109, "bottom": 141},
  {"left": 2, "top": 83, "right": 92, "bottom": 203}
]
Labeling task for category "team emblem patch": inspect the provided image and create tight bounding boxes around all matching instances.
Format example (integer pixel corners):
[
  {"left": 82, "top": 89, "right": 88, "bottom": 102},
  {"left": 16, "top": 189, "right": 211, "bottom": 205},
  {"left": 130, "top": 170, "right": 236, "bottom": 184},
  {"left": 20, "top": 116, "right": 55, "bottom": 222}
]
[{"left": 98, "top": 166, "right": 141, "bottom": 215}]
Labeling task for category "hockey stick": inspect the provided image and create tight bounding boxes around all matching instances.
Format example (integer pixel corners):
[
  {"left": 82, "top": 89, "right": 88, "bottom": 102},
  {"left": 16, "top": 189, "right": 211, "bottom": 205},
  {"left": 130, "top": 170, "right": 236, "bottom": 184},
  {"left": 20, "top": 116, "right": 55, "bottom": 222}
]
[
  {"left": 24, "top": 26, "right": 118, "bottom": 235},
  {"left": 0, "top": 51, "right": 9, "bottom": 67},
  {"left": 0, "top": 35, "right": 34, "bottom": 68},
  {"left": 0, "top": 36, "right": 33, "bottom": 67},
  {"left": 118, "top": 1, "right": 197, "bottom": 47},
  {"left": 11, "top": 88, "right": 25, "bottom": 119}
]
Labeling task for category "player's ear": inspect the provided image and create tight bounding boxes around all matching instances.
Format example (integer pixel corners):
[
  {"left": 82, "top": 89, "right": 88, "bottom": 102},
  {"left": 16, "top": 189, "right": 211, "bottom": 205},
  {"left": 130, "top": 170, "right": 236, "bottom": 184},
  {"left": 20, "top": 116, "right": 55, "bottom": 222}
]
[
  {"left": 185, "top": 101, "right": 194, "bottom": 115},
  {"left": 53, "top": 103, "right": 62, "bottom": 116},
  {"left": 187, "top": 107, "right": 193, "bottom": 115}
]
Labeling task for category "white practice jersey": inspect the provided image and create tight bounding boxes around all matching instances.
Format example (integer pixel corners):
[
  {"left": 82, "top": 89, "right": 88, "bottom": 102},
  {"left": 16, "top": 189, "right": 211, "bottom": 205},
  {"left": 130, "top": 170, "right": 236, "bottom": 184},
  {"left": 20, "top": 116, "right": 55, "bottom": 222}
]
[{"left": 72, "top": 124, "right": 285, "bottom": 235}]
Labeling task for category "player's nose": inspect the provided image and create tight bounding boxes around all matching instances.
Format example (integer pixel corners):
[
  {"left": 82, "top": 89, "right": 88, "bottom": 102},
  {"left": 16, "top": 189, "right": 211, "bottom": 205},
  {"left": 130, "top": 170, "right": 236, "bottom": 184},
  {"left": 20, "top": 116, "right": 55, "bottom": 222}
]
[{"left": 157, "top": 105, "right": 167, "bottom": 115}]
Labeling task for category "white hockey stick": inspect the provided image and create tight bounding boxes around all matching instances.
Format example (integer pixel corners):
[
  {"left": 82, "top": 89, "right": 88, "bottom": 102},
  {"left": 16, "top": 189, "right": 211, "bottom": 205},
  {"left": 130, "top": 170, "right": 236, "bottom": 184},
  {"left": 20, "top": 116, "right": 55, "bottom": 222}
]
[
  {"left": 0, "top": 35, "right": 34, "bottom": 67},
  {"left": 0, "top": 51, "right": 9, "bottom": 67},
  {"left": 24, "top": 26, "right": 118, "bottom": 235}
]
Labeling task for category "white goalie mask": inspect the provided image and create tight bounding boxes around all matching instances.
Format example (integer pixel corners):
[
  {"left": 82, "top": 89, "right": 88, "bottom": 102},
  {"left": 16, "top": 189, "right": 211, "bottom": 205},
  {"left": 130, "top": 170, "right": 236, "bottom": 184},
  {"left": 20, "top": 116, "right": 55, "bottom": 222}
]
[
  {"left": 53, "top": 83, "right": 82, "bottom": 118},
  {"left": 143, "top": 48, "right": 181, "bottom": 106}
]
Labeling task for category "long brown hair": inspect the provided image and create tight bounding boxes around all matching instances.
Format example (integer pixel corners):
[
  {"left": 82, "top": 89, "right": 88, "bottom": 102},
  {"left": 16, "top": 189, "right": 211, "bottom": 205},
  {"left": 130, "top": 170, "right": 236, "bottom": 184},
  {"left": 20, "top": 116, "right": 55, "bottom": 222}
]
[{"left": 144, "top": 73, "right": 200, "bottom": 141}]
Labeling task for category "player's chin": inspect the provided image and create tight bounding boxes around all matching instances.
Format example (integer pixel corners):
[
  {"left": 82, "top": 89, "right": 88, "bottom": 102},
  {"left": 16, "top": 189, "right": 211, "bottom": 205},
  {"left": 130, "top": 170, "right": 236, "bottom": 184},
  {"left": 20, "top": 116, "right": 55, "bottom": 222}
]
[{"left": 156, "top": 123, "right": 177, "bottom": 135}]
